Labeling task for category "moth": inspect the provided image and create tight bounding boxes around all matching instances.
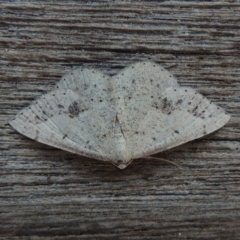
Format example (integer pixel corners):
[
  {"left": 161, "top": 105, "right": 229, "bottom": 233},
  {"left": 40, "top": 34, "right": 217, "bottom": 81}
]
[{"left": 10, "top": 62, "right": 230, "bottom": 169}]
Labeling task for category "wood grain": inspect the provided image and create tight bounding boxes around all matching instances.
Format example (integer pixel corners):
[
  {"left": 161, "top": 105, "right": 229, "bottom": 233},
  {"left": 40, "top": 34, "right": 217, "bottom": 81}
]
[{"left": 1, "top": 1, "right": 240, "bottom": 239}]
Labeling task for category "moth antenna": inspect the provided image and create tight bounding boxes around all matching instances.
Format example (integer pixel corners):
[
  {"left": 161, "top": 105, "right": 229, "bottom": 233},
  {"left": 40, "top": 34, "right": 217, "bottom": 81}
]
[{"left": 143, "top": 157, "right": 179, "bottom": 167}]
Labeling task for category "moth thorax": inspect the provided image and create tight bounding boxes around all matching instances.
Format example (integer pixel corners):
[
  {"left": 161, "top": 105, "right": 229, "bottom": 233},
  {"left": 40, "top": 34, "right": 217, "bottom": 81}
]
[{"left": 113, "top": 116, "right": 131, "bottom": 169}]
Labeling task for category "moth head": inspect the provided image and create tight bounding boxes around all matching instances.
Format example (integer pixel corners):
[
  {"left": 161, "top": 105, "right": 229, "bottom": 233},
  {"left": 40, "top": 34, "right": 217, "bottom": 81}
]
[{"left": 112, "top": 159, "right": 133, "bottom": 170}]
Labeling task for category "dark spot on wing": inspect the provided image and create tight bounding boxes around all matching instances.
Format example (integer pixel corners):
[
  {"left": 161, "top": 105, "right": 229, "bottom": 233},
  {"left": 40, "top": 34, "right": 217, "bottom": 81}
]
[
  {"left": 192, "top": 106, "right": 198, "bottom": 113},
  {"left": 162, "top": 97, "right": 171, "bottom": 109},
  {"left": 176, "top": 99, "right": 183, "bottom": 105},
  {"left": 68, "top": 101, "right": 85, "bottom": 118},
  {"left": 203, "top": 125, "right": 207, "bottom": 135},
  {"left": 161, "top": 97, "right": 174, "bottom": 113},
  {"left": 58, "top": 104, "right": 64, "bottom": 109}
]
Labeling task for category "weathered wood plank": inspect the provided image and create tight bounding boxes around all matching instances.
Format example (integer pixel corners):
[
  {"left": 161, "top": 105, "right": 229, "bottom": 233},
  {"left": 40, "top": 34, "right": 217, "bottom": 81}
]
[{"left": 1, "top": 1, "right": 240, "bottom": 239}]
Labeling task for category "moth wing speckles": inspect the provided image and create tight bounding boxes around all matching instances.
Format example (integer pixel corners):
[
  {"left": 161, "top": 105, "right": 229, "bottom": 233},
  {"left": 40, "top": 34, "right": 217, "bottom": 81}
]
[
  {"left": 128, "top": 87, "right": 230, "bottom": 159},
  {"left": 55, "top": 67, "right": 115, "bottom": 133},
  {"left": 10, "top": 75, "right": 116, "bottom": 162},
  {"left": 10, "top": 61, "right": 231, "bottom": 169},
  {"left": 113, "top": 61, "right": 179, "bottom": 143}
]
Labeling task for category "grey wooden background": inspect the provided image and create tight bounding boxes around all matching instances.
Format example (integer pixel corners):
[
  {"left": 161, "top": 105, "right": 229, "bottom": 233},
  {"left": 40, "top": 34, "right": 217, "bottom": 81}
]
[{"left": 1, "top": 1, "right": 240, "bottom": 239}]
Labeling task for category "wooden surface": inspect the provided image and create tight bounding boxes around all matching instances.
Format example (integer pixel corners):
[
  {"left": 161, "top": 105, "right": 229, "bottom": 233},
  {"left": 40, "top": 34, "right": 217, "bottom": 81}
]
[{"left": 1, "top": 1, "right": 240, "bottom": 239}]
